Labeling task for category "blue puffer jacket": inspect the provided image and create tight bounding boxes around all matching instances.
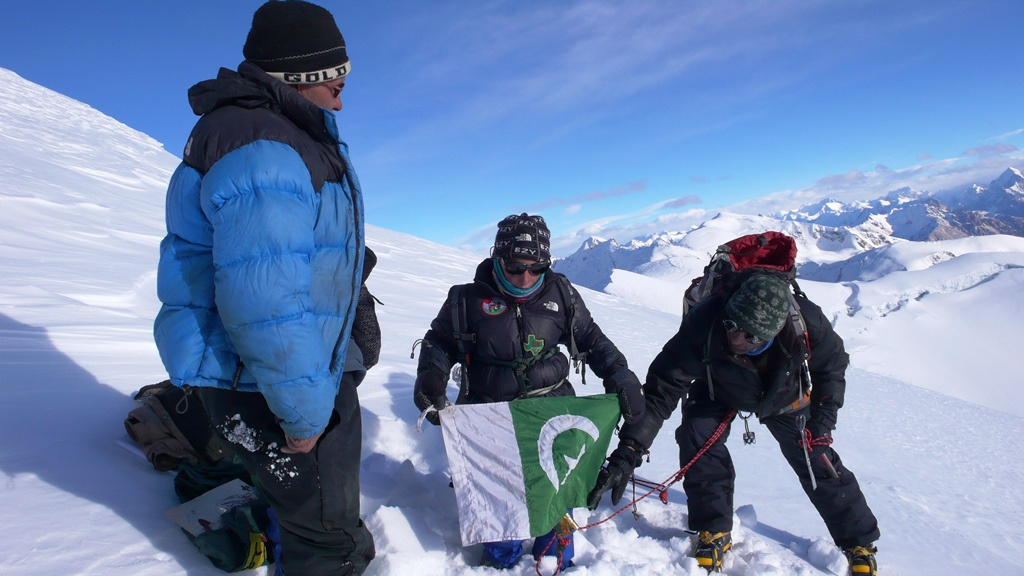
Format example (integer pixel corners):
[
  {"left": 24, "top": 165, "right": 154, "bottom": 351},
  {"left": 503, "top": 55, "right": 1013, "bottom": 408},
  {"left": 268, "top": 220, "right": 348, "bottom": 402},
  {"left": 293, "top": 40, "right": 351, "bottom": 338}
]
[{"left": 154, "top": 62, "right": 364, "bottom": 440}]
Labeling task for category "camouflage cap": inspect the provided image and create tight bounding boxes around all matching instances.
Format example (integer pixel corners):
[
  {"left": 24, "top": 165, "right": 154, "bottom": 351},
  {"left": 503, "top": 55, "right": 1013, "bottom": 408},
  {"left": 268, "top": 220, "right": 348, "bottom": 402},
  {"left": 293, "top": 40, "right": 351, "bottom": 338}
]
[{"left": 724, "top": 274, "right": 791, "bottom": 342}]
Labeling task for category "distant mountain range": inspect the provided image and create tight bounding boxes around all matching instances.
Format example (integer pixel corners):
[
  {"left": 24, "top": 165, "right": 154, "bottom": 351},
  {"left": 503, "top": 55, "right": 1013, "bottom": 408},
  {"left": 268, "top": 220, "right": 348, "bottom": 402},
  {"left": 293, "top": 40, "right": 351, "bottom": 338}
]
[
  {"left": 779, "top": 166, "right": 1024, "bottom": 240},
  {"left": 554, "top": 167, "right": 1024, "bottom": 291}
]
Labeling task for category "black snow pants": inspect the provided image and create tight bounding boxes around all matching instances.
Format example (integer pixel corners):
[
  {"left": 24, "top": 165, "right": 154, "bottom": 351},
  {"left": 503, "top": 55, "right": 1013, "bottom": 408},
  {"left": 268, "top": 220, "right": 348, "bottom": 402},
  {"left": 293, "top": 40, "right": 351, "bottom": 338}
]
[
  {"left": 675, "top": 392, "right": 880, "bottom": 548},
  {"left": 199, "top": 373, "right": 375, "bottom": 576}
]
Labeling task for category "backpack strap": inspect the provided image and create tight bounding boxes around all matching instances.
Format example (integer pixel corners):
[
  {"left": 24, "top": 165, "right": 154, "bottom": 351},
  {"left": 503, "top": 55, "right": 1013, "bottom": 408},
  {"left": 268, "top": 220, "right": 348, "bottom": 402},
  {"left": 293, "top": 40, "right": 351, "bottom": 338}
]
[
  {"left": 786, "top": 283, "right": 813, "bottom": 399},
  {"left": 448, "top": 285, "right": 476, "bottom": 402},
  {"left": 449, "top": 285, "right": 476, "bottom": 357},
  {"left": 703, "top": 327, "right": 717, "bottom": 402},
  {"left": 552, "top": 275, "right": 587, "bottom": 385},
  {"left": 786, "top": 280, "right": 811, "bottom": 360}
]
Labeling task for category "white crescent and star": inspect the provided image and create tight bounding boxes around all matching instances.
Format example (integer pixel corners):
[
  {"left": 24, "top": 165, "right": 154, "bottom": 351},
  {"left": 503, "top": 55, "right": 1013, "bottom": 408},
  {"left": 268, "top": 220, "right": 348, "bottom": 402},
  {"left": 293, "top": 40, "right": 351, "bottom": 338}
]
[{"left": 537, "top": 414, "right": 601, "bottom": 492}]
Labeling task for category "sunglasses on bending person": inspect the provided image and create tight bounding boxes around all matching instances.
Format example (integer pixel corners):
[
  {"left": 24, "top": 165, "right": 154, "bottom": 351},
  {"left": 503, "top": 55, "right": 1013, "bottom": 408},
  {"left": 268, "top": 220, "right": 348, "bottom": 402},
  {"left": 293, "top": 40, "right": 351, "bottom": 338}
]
[
  {"left": 722, "top": 318, "right": 764, "bottom": 345},
  {"left": 501, "top": 258, "right": 550, "bottom": 276}
]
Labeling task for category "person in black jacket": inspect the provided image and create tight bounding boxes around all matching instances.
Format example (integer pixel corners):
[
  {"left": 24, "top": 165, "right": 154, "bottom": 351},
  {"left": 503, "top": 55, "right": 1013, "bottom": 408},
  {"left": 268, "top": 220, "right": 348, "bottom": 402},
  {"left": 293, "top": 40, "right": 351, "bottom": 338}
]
[
  {"left": 414, "top": 213, "right": 645, "bottom": 570},
  {"left": 588, "top": 274, "right": 879, "bottom": 575}
]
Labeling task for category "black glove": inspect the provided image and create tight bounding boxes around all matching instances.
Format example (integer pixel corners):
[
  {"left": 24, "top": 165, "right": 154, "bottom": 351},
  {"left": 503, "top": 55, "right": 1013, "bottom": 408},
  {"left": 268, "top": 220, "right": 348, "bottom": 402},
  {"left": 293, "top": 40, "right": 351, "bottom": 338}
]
[
  {"left": 586, "top": 442, "right": 644, "bottom": 509},
  {"left": 415, "top": 394, "right": 448, "bottom": 426},
  {"left": 605, "top": 373, "right": 645, "bottom": 425},
  {"left": 414, "top": 377, "right": 449, "bottom": 427},
  {"left": 798, "top": 410, "right": 835, "bottom": 463},
  {"left": 807, "top": 405, "right": 836, "bottom": 441},
  {"left": 798, "top": 426, "right": 833, "bottom": 452}
]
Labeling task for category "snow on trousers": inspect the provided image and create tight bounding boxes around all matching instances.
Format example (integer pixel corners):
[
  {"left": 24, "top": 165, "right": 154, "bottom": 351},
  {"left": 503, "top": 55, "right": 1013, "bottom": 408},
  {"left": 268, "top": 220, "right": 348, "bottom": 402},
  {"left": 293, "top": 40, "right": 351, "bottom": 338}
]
[
  {"left": 676, "top": 390, "right": 880, "bottom": 549},
  {"left": 198, "top": 373, "right": 374, "bottom": 576}
]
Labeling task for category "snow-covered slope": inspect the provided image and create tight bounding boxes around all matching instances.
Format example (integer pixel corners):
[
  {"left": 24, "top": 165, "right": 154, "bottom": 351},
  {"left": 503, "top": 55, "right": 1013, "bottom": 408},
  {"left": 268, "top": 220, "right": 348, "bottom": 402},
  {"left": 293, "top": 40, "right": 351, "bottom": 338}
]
[{"left": 2, "top": 66, "right": 1024, "bottom": 576}]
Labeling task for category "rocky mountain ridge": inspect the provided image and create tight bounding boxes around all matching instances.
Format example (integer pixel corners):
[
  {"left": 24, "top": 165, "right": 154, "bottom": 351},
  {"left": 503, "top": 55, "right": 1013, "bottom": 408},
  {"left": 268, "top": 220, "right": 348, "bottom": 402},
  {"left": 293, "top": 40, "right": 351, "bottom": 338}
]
[{"left": 554, "top": 167, "right": 1024, "bottom": 292}]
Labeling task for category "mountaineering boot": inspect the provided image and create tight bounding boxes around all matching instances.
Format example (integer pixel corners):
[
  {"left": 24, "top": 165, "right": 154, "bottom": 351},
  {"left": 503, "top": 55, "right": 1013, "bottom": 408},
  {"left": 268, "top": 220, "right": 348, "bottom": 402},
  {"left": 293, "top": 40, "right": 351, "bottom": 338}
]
[
  {"left": 843, "top": 545, "right": 877, "bottom": 576},
  {"left": 692, "top": 531, "right": 731, "bottom": 573}
]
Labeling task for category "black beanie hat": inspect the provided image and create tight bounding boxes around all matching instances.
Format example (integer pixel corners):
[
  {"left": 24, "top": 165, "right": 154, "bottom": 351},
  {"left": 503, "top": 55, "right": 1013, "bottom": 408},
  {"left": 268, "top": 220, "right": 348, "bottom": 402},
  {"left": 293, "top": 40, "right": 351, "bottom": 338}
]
[
  {"left": 243, "top": 0, "right": 350, "bottom": 85},
  {"left": 724, "top": 275, "right": 792, "bottom": 342},
  {"left": 493, "top": 213, "right": 552, "bottom": 265}
]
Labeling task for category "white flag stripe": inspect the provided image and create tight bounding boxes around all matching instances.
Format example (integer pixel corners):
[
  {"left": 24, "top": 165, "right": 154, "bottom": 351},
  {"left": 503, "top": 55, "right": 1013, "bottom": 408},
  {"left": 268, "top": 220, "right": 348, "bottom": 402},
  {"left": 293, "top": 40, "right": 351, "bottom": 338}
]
[{"left": 439, "top": 402, "right": 530, "bottom": 545}]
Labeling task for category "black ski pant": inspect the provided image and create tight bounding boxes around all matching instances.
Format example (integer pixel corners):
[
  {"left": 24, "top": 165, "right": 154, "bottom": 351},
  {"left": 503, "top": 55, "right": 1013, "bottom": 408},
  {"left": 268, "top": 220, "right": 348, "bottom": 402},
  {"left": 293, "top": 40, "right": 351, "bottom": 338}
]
[
  {"left": 676, "top": 395, "right": 880, "bottom": 549},
  {"left": 199, "top": 373, "right": 375, "bottom": 576}
]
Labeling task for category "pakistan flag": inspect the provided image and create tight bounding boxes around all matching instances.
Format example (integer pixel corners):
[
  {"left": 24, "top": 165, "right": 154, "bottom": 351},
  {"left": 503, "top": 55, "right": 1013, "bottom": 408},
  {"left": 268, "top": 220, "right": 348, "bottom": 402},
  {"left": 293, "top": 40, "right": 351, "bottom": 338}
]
[{"left": 439, "top": 394, "right": 620, "bottom": 546}]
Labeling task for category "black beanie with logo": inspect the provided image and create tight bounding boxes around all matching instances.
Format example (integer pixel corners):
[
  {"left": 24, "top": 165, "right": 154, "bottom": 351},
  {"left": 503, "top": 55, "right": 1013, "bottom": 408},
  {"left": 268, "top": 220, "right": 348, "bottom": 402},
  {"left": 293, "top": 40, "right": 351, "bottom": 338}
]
[
  {"left": 243, "top": 0, "right": 350, "bottom": 85},
  {"left": 493, "top": 213, "right": 552, "bottom": 265}
]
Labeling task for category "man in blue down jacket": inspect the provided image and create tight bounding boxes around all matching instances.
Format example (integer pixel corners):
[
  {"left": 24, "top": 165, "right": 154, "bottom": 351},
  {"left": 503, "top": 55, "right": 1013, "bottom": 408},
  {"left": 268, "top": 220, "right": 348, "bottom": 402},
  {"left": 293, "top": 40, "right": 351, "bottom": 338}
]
[
  {"left": 153, "top": 2, "right": 373, "bottom": 574},
  {"left": 413, "top": 213, "right": 645, "bottom": 570}
]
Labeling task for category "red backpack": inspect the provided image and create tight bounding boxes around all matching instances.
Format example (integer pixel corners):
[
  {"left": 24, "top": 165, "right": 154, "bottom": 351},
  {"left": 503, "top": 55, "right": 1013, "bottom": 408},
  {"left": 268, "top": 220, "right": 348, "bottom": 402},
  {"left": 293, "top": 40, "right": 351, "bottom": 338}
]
[{"left": 682, "top": 231, "right": 802, "bottom": 318}]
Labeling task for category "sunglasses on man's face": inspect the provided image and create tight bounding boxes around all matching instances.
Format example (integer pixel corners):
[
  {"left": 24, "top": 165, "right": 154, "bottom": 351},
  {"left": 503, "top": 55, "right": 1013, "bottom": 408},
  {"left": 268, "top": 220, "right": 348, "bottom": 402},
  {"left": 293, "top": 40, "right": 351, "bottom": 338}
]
[
  {"left": 722, "top": 318, "right": 764, "bottom": 345},
  {"left": 501, "top": 259, "right": 550, "bottom": 276},
  {"left": 327, "top": 82, "right": 345, "bottom": 98}
]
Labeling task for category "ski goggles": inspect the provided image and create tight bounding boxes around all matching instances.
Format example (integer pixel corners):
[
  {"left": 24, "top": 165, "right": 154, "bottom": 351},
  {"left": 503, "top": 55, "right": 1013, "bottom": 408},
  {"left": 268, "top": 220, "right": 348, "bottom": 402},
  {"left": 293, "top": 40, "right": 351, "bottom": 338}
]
[
  {"left": 501, "top": 258, "right": 550, "bottom": 276},
  {"left": 722, "top": 318, "right": 764, "bottom": 345}
]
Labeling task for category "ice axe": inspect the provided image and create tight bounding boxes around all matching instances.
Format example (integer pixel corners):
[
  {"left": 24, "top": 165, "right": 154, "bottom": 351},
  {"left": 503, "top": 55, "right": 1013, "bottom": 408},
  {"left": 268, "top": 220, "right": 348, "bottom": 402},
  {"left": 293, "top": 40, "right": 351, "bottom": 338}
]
[{"left": 796, "top": 414, "right": 817, "bottom": 490}]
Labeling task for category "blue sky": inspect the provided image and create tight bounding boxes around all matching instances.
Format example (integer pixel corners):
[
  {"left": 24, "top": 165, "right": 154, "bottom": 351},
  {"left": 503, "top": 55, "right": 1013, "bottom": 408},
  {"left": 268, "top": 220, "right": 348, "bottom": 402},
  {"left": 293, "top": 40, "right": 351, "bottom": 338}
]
[{"left": 2, "top": 0, "right": 1023, "bottom": 255}]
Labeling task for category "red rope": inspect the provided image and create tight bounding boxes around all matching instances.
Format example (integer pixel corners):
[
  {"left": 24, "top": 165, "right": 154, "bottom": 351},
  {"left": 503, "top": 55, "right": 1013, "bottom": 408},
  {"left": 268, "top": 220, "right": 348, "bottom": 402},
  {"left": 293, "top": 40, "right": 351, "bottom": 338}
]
[
  {"left": 533, "top": 533, "right": 573, "bottom": 576},
  {"left": 798, "top": 428, "right": 833, "bottom": 450},
  {"left": 532, "top": 409, "right": 738, "bottom": 576},
  {"left": 582, "top": 408, "right": 737, "bottom": 528}
]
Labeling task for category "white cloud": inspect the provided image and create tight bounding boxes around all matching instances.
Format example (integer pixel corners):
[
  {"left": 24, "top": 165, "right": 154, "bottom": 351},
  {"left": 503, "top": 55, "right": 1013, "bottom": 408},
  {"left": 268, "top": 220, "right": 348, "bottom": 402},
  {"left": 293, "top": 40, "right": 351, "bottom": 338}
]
[{"left": 994, "top": 128, "right": 1024, "bottom": 140}]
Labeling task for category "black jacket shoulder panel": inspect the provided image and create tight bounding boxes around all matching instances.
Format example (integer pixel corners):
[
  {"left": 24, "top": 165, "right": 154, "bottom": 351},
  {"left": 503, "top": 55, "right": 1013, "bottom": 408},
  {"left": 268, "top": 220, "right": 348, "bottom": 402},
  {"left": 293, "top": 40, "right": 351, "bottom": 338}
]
[{"left": 181, "top": 63, "right": 345, "bottom": 190}]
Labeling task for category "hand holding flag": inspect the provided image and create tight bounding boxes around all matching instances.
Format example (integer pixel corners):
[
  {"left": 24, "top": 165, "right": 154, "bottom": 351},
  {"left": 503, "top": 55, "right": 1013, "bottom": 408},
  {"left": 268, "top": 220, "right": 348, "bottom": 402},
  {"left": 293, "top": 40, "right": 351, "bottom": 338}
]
[{"left": 586, "top": 441, "right": 644, "bottom": 508}]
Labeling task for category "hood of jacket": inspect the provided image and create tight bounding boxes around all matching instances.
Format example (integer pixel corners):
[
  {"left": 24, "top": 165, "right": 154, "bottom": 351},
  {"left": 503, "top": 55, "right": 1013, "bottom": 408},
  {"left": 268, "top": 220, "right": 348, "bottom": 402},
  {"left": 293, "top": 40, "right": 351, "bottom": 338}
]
[{"left": 187, "top": 61, "right": 335, "bottom": 145}]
